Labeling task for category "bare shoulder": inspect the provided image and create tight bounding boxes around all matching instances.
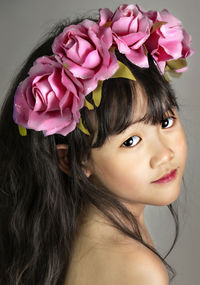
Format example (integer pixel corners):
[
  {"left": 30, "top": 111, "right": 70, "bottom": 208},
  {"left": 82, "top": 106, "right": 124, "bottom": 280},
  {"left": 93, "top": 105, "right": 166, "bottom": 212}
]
[{"left": 114, "top": 244, "right": 169, "bottom": 285}]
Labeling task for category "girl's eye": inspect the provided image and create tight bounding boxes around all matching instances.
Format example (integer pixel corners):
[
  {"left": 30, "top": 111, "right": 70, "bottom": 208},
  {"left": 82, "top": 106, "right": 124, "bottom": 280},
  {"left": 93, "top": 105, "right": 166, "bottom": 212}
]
[
  {"left": 161, "top": 116, "right": 176, "bottom": 129},
  {"left": 122, "top": 136, "right": 141, "bottom": 148}
]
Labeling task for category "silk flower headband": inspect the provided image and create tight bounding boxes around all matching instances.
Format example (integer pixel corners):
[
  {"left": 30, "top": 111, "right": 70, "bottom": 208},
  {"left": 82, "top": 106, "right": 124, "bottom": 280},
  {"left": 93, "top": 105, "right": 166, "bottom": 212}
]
[{"left": 13, "top": 4, "right": 194, "bottom": 137}]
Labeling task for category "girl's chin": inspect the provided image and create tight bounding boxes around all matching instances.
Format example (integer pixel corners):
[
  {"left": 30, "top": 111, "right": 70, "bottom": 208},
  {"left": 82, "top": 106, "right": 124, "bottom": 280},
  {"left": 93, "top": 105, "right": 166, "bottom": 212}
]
[{"left": 153, "top": 190, "right": 181, "bottom": 206}]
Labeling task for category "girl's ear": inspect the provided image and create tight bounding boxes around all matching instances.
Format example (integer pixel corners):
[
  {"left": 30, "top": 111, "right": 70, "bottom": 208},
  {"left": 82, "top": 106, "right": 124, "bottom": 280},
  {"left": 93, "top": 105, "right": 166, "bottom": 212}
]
[
  {"left": 56, "top": 144, "right": 70, "bottom": 175},
  {"left": 56, "top": 144, "right": 92, "bottom": 178}
]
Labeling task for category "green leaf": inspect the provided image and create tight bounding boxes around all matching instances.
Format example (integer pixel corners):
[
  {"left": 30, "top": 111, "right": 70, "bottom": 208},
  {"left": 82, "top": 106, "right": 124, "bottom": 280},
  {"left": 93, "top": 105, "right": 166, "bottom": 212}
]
[
  {"left": 84, "top": 98, "right": 94, "bottom": 110},
  {"left": 18, "top": 125, "right": 27, "bottom": 136},
  {"left": 151, "top": 21, "right": 167, "bottom": 34},
  {"left": 112, "top": 61, "right": 136, "bottom": 81},
  {"left": 92, "top": 81, "right": 103, "bottom": 107},
  {"left": 166, "top": 58, "right": 187, "bottom": 71},
  {"left": 77, "top": 118, "right": 90, "bottom": 135}
]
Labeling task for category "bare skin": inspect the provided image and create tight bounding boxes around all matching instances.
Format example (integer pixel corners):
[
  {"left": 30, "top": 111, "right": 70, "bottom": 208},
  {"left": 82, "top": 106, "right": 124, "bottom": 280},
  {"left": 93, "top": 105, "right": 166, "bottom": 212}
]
[
  {"left": 59, "top": 85, "right": 187, "bottom": 284},
  {"left": 64, "top": 204, "right": 167, "bottom": 285}
]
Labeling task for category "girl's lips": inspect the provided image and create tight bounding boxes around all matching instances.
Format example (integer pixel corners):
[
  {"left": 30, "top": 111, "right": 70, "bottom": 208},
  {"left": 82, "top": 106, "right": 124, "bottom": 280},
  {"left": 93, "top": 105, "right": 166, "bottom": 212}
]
[{"left": 152, "top": 169, "right": 178, "bottom": 184}]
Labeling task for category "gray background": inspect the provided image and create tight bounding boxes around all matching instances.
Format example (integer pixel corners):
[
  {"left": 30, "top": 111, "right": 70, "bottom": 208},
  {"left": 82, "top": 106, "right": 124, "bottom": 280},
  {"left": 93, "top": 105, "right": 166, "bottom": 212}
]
[{"left": 0, "top": 0, "right": 199, "bottom": 284}]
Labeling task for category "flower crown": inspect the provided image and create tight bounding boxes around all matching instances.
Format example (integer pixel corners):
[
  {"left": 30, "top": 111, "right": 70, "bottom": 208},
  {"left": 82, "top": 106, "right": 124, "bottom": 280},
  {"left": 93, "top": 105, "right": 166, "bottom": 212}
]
[{"left": 13, "top": 4, "right": 194, "bottom": 137}]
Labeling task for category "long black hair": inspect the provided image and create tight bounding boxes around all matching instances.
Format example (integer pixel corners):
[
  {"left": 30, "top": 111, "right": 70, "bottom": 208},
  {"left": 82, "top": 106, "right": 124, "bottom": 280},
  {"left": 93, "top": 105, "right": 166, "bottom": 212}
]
[{"left": 0, "top": 17, "right": 179, "bottom": 284}]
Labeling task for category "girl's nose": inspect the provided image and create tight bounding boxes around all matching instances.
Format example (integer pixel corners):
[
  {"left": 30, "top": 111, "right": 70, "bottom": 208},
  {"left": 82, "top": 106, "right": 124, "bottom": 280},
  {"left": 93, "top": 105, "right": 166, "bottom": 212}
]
[{"left": 150, "top": 140, "right": 175, "bottom": 169}]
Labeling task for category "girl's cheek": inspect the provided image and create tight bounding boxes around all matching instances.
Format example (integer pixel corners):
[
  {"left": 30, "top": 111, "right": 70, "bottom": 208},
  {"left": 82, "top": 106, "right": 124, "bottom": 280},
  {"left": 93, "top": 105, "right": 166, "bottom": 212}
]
[{"left": 176, "top": 127, "right": 187, "bottom": 168}]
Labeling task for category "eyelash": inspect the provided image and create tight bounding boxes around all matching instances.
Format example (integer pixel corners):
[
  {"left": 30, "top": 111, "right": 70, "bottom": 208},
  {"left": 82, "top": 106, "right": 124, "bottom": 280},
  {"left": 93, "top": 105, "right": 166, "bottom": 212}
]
[
  {"left": 122, "top": 116, "right": 176, "bottom": 148},
  {"left": 161, "top": 116, "right": 176, "bottom": 129}
]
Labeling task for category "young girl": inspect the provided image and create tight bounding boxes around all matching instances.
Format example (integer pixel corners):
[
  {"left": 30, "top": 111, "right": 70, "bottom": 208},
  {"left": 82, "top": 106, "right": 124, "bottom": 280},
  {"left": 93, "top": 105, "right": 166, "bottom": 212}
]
[{"left": 0, "top": 4, "right": 194, "bottom": 285}]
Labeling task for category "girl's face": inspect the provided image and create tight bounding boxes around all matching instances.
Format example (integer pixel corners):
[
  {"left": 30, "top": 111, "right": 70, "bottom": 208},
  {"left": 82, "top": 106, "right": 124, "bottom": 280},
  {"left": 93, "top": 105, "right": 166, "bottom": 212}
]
[{"left": 87, "top": 85, "right": 187, "bottom": 211}]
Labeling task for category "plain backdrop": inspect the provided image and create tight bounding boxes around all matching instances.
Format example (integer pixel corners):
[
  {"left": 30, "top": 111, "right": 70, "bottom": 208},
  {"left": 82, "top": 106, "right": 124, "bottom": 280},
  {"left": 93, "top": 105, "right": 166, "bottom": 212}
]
[{"left": 0, "top": 0, "right": 199, "bottom": 284}]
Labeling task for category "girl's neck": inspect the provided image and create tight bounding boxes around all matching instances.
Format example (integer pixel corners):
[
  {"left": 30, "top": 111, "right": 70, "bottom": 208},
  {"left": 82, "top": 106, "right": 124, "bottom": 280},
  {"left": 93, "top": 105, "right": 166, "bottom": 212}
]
[{"left": 78, "top": 203, "right": 154, "bottom": 249}]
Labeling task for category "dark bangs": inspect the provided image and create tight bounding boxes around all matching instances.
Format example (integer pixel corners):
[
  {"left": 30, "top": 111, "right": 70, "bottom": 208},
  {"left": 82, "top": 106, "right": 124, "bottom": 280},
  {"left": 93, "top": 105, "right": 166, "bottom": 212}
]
[{"left": 81, "top": 54, "right": 179, "bottom": 148}]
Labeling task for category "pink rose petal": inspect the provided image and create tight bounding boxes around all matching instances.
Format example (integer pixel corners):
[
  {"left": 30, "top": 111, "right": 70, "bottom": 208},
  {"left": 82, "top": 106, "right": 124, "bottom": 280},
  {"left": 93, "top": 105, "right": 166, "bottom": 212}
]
[{"left": 13, "top": 55, "right": 85, "bottom": 136}]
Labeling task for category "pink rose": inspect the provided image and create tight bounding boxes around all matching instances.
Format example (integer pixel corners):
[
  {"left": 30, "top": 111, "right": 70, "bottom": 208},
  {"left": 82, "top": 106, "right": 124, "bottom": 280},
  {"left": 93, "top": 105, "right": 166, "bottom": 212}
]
[
  {"left": 99, "top": 4, "right": 152, "bottom": 68},
  {"left": 182, "top": 28, "right": 194, "bottom": 58},
  {"left": 52, "top": 19, "right": 119, "bottom": 94},
  {"left": 13, "top": 56, "right": 85, "bottom": 136},
  {"left": 144, "top": 9, "right": 194, "bottom": 72}
]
